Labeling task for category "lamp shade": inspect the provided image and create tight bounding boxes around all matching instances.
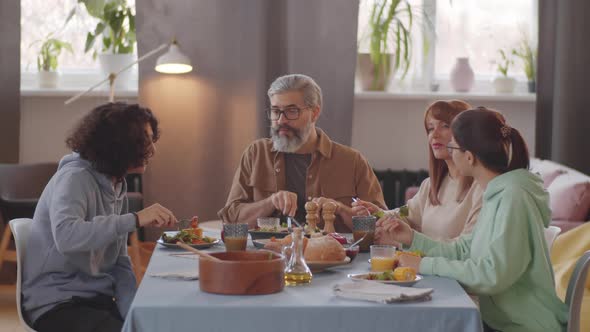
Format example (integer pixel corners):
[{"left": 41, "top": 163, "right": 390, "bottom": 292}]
[{"left": 155, "top": 43, "right": 192, "bottom": 74}]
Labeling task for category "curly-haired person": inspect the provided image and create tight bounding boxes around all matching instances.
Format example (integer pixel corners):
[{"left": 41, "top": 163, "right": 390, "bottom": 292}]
[{"left": 22, "top": 103, "right": 178, "bottom": 332}]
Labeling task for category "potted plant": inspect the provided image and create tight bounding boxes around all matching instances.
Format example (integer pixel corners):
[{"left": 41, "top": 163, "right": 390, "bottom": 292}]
[
  {"left": 75, "top": 0, "right": 136, "bottom": 88},
  {"left": 31, "top": 35, "right": 73, "bottom": 88},
  {"left": 357, "top": 0, "right": 416, "bottom": 91},
  {"left": 512, "top": 34, "right": 536, "bottom": 93},
  {"left": 493, "top": 49, "right": 516, "bottom": 93}
]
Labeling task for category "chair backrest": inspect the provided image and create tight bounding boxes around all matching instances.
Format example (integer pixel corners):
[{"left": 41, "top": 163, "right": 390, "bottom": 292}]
[
  {"left": 544, "top": 226, "right": 562, "bottom": 251},
  {"left": 9, "top": 218, "right": 37, "bottom": 332},
  {"left": 565, "top": 250, "right": 590, "bottom": 332},
  {"left": 0, "top": 163, "right": 57, "bottom": 222}
]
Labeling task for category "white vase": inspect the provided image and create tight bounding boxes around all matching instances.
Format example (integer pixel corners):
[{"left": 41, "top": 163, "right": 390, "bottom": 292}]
[
  {"left": 493, "top": 77, "right": 516, "bottom": 93},
  {"left": 38, "top": 71, "right": 59, "bottom": 88},
  {"left": 450, "top": 57, "right": 475, "bottom": 92},
  {"left": 98, "top": 53, "right": 135, "bottom": 90}
]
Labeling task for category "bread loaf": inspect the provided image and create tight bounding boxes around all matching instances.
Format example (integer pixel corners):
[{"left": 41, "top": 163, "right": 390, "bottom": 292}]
[
  {"left": 304, "top": 235, "right": 346, "bottom": 262},
  {"left": 263, "top": 234, "right": 308, "bottom": 254}
]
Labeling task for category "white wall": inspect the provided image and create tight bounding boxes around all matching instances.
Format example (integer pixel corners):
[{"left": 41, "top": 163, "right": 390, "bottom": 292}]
[
  {"left": 351, "top": 95, "right": 536, "bottom": 171},
  {"left": 19, "top": 96, "right": 138, "bottom": 163},
  {"left": 20, "top": 94, "right": 536, "bottom": 170}
]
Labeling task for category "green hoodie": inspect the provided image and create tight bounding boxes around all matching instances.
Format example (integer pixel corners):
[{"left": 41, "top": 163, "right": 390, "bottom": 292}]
[{"left": 409, "top": 169, "right": 568, "bottom": 332}]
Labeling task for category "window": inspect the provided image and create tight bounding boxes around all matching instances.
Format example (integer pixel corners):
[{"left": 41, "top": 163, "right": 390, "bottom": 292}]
[
  {"left": 21, "top": 0, "right": 136, "bottom": 75},
  {"left": 433, "top": 0, "right": 537, "bottom": 80},
  {"left": 356, "top": 0, "right": 538, "bottom": 90}
]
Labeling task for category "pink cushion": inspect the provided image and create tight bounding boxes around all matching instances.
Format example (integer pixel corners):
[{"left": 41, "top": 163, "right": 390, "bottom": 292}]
[
  {"left": 531, "top": 159, "right": 567, "bottom": 188},
  {"left": 547, "top": 174, "right": 590, "bottom": 221}
]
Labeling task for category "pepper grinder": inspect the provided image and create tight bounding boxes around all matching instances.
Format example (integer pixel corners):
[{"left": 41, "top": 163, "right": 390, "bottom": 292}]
[
  {"left": 305, "top": 201, "right": 319, "bottom": 232},
  {"left": 322, "top": 201, "right": 337, "bottom": 234}
]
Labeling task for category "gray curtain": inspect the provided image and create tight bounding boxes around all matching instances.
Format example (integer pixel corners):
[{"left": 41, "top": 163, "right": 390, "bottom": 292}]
[
  {"left": 0, "top": 1, "right": 20, "bottom": 163},
  {"left": 136, "top": 0, "right": 359, "bottom": 238},
  {"left": 262, "top": 0, "right": 359, "bottom": 144},
  {"left": 536, "top": 0, "right": 590, "bottom": 174}
]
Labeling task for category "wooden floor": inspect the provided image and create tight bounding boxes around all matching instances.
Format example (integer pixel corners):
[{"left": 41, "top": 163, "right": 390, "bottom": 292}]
[{"left": 0, "top": 284, "right": 25, "bottom": 332}]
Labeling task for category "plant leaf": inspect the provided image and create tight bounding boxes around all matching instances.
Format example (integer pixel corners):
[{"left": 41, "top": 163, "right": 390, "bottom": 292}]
[
  {"left": 85, "top": 32, "right": 96, "bottom": 53},
  {"left": 65, "top": 7, "right": 77, "bottom": 26},
  {"left": 79, "top": 0, "right": 106, "bottom": 19}
]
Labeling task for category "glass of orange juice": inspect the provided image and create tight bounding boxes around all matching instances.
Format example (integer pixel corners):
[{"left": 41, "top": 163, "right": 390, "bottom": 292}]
[{"left": 370, "top": 245, "right": 396, "bottom": 272}]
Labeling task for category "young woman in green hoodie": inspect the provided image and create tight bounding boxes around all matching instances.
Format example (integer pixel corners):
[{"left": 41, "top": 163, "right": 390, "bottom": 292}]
[{"left": 376, "top": 107, "right": 568, "bottom": 332}]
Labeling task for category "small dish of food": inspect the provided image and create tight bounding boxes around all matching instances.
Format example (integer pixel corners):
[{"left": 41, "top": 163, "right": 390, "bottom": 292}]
[
  {"left": 157, "top": 230, "right": 220, "bottom": 249},
  {"left": 248, "top": 227, "right": 290, "bottom": 240},
  {"left": 348, "top": 268, "right": 422, "bottom": 287}
]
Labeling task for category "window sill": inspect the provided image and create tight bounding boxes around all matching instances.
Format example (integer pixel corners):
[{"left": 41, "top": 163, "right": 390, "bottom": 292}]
[
  {"left": 20, "top": 87, "right": 138, "bottom": 98},
  {"left": 20, "top": 71, "right": 138, "bottom": 98},
  {"left": 355, "top": 91, "right": 536, "bottom": 103}
]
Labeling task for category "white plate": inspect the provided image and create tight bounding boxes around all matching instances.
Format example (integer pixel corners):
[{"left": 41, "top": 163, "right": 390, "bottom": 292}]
[
  {"left": 307, "top": 256, "right": 351, "bottom": 272},
  {"left": 157, "top": 231, "right": 220, "bottom": 249},
  {"left": 347, "top": 272, "right": 423, "bottom": 287}
]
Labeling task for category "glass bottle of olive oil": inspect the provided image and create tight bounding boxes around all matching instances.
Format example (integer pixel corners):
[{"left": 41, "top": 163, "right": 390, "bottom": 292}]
[{"left": 284, "top": 227, "right": 312, "bottom": 286}]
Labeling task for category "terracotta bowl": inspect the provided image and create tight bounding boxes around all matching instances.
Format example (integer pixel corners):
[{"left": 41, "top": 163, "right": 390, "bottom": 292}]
[{"left": 199, "top": 250, "right": 285, "bottom": 295}]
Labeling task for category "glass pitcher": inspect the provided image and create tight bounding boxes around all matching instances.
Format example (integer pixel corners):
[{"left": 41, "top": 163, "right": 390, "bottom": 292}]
[{"left": 283, "top": 227, "right": 312, "bottom": 286}]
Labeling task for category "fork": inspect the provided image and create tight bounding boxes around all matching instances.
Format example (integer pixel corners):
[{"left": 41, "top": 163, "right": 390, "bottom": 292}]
[{"left": 286, "top": 216, "right": 303, "bottom": 233}]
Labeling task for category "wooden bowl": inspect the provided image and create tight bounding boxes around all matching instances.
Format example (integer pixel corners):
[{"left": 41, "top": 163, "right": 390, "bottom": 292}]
[{"left": 199, "top": 250, "right": 285, "bottom": 295}]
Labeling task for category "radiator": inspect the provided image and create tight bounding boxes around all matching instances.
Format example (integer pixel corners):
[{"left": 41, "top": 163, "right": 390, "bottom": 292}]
[{"left": 373, "top": 169, "right": 429, "bottom": 209}]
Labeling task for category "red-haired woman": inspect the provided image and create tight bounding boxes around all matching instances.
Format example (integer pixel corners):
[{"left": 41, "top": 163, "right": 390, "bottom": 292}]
[{"left": 353, "top": 100, "right": 483, "bottom": 241}]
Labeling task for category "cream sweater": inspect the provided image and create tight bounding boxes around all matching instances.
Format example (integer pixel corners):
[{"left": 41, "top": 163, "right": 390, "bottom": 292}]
[{"left": 402, "top": 175, "right": 483, "bottom": 241}]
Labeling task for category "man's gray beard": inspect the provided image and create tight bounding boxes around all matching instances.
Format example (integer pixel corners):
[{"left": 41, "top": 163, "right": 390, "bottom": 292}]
[{"left": 271, "top": 121, "right": 313, "bottom": 153}]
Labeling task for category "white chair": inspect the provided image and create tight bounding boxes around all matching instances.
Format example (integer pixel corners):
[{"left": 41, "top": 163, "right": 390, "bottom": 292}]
[
  {"left": 566, "top": 250, "right": 590, "bottom": 332},
  {"left": 9, "top": 218, "right": 37, "bottom": 332},
  {"left": 544, "top": 225, "right": 562, "bottom": 251}
]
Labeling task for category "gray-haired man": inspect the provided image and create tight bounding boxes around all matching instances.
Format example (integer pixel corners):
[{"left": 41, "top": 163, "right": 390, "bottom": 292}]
[{"left": 219, "top": 74, "right": 385, "bottom": 233}]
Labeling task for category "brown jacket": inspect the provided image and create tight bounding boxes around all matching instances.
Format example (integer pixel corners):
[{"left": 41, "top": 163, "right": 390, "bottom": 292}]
[{"left": 218, "top": 129, "right": 386, "bottom": 232}]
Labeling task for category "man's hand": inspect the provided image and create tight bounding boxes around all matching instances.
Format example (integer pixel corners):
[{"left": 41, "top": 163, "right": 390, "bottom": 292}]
[
  {"left": 270, "top": 191, "right": 298, "bottom": 216},
  {"left": 136, "top": 203, "right": 177, "bottom": 228},
  {"left": 375, "top": 215, "right": 414, "bottom": 246}
]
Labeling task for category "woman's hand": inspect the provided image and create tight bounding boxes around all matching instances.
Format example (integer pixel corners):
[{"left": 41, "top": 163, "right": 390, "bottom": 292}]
[
  {"left": 397, "top": 253, "right": 422, "bottom": 271},
  {"left": 351, "top": 199, "right": 380, "bottom": 216},
  {"left": 136, "top": 203, "right": 177, "bottom": 227},
  {"left": 374, "top": 215, "right": 414, "bottom": 246}
]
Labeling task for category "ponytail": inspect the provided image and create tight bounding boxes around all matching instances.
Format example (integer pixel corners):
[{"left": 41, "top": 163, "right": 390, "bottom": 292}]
[{"left": 506, "top": 127, "right": 529, "bottom": 171}]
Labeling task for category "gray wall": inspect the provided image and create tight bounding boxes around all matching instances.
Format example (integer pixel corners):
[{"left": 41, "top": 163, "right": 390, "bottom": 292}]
[
  {"left": 136, "top": 0, "right": 359, "bottom": 238},
  {"left": 0, "top": 1, "right": 20, "bottom": 163},
  {"left": 137, "top": 0, "right": 267, "bottom": 237},
  {"left": 263, "top": 0, "right": 359, "bottom": 144}
]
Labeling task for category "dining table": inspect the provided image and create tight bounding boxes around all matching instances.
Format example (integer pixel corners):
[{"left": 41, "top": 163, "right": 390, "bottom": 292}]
[{"left": 122, "top": 231, "right": 483, "bottom": 332}]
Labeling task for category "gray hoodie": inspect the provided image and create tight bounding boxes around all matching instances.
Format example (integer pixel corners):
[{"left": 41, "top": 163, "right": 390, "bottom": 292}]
[{"left": 22, "top": 153, "right": 138, "bottom": 324}]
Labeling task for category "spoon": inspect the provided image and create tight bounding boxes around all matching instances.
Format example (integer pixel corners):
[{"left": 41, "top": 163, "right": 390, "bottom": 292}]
[
  {"left": 176, "top": 241, "right": 222, "bottom": 262},
  {"left": 348, "top": 234, "right": 366, "bottom": 248}
]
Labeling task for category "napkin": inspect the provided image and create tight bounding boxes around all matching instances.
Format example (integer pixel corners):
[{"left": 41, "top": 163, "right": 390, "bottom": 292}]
[
  {"left": 333, "top": 281, "right": 433, "bottom": 303},
  {"left": 149, "top": 270, "right": 199, "bottom": 280}
]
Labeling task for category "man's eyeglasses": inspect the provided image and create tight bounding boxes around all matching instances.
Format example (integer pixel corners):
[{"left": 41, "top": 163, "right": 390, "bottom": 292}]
[
  {"left": 446, "top": 144, "right": 463, "bottom": 155},
  {"left": 267, "top": 106, "right": 310, "bottom": 121}
]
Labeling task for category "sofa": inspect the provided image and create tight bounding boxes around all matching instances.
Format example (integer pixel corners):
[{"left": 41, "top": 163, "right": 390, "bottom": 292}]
[
  {"left": 403, "top": 159, "right": 590, "bottom": 233},
  {"left": 530, "top": 159, "right": 590, "bottom": 233}
]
